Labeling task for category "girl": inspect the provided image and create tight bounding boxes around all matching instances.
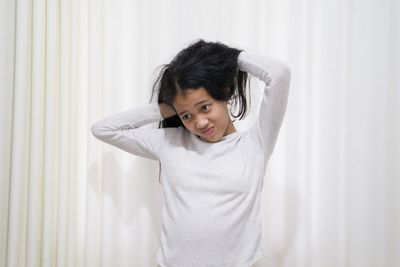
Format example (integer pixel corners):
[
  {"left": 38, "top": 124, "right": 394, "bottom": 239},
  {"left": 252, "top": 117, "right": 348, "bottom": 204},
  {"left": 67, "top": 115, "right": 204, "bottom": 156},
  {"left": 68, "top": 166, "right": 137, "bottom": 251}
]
[{"left": 91, "top": 39, "right": 291, "bottom": 267}]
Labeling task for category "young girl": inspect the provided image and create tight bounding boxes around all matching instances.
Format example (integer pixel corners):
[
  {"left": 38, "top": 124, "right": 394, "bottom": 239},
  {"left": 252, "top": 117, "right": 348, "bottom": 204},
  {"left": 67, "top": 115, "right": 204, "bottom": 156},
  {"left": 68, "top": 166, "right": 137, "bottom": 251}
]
[{"left": 91, "top": 39, "right": 291, "bottom": 267}]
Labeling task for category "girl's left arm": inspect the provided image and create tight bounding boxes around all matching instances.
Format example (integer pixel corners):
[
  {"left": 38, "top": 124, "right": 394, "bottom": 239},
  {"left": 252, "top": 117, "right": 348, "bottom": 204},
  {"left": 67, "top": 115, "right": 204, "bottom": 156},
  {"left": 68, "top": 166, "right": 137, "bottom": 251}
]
[{"left": 238, "top": 51, "right": 291, "bottom": 156}]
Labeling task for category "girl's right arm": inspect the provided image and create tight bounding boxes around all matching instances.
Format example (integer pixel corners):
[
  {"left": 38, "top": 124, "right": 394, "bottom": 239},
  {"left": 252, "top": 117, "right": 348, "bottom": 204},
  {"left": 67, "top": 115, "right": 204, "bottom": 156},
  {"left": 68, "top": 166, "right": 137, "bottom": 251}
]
[{"left": 91, "top": 102, "right": 169, "bottom": 161}]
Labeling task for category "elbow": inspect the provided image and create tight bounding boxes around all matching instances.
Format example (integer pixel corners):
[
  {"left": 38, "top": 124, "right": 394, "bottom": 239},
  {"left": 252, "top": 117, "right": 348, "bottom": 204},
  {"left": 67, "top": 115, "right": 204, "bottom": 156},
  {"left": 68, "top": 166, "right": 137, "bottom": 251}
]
[
  {"left": 280, "top": 63, "right": 292, "bottom": 81},
  {"left": 91, "top": 122, "right": 118, "bottom": 142},
  {"left": 91, "top": 123, "right": 103, "bottom": 139},
  {"left": 285, "top": 65, "right": 292, "bottom": 78},
  {"left": 274, "top": 63, "right": 291, "bottom": 86}
]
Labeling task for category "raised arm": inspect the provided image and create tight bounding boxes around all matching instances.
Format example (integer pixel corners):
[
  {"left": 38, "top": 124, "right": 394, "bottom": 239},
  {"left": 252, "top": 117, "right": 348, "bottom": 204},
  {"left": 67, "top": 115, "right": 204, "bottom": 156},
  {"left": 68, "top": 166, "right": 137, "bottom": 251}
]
[
  {"left": 238, "top": 51, "right": 291, "bottom": 156},
  {"left": 91, "top": 102, "right": 167, "bottom": 161}
]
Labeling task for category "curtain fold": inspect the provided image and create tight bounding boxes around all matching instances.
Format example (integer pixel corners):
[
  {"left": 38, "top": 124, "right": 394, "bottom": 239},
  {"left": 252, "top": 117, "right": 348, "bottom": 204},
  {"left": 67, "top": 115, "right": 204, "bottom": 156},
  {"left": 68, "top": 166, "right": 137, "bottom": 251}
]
[{"left": 1, "top": 0, "right": 399, "bottom": 266}]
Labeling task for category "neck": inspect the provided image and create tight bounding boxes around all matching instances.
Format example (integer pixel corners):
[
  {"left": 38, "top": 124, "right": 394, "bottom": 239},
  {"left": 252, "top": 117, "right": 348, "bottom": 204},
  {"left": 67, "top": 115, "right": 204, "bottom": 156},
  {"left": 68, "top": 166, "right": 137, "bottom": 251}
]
[{"left": 224, "top": 120, "right": 236, "bottom": 136}]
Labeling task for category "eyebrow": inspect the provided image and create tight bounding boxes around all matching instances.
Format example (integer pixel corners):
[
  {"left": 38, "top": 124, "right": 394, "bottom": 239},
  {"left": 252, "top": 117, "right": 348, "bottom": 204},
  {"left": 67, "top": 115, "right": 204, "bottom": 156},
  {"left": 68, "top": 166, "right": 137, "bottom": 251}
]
[{"left": 178, "top": 99, "right": 210, "bottom": 116}]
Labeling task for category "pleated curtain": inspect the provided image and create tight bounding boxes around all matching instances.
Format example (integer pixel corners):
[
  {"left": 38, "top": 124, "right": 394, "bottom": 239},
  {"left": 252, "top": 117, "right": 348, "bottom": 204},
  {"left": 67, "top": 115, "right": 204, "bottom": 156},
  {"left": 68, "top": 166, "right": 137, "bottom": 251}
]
[{"left": 1, "top": 0, "right": 399, "bottom": 266}]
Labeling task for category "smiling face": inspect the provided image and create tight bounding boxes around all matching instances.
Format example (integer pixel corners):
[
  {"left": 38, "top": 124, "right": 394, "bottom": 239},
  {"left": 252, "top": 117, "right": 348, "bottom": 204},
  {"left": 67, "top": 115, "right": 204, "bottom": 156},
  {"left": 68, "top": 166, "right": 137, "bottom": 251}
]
[{"left": 173, "top": 87, "right": 236, "bottom": 143}]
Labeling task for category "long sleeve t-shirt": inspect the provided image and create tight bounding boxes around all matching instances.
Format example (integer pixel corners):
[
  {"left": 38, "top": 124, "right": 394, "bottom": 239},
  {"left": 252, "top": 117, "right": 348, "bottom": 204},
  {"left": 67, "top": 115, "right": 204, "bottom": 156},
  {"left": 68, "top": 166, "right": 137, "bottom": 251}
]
[{"left": 91, "top": 51, "right": 291, "bottom": 267}]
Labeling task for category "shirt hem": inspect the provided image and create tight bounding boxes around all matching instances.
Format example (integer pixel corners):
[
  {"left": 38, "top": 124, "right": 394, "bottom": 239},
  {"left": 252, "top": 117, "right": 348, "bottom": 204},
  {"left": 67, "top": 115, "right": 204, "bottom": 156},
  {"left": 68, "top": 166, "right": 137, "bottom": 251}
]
[{"left": 155, "top": 251, "right": 268, "bottom": 267}]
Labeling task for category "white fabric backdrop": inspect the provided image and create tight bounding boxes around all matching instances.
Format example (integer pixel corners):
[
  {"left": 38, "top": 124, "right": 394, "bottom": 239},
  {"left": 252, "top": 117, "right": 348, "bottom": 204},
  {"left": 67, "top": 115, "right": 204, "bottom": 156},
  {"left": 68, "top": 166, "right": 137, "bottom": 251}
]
[{"left": 1, "top": 0, "right": 399, "bottom": 266}]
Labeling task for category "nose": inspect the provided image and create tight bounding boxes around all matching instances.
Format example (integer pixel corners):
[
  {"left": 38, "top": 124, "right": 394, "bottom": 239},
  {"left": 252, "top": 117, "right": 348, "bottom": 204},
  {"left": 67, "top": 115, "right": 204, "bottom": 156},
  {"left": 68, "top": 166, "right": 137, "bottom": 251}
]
[{"left": 195, "top": 115, "right": 209, "bottom": 130}]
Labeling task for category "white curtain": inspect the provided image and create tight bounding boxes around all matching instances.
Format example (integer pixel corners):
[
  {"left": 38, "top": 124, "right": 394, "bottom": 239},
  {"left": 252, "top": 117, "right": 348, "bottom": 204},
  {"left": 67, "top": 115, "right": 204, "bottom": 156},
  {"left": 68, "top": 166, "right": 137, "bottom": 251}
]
[{"left": 1, "top": 0, "right": 399, "bottom": 266}]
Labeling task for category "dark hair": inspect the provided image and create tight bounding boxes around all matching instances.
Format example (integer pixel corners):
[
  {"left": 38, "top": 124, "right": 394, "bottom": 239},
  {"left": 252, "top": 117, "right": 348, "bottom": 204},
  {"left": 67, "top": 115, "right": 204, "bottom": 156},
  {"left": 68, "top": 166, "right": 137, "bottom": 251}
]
[{"left": 150, "top": 39, "right": 251, "bottom": 128}]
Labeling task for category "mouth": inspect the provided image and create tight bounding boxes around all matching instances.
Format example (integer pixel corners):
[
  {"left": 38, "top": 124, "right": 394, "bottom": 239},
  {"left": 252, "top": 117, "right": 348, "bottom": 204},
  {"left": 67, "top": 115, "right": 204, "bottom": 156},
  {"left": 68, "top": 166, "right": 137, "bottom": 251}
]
[{"left": 202, "top": 127, "right": 214, "bottom": 136}]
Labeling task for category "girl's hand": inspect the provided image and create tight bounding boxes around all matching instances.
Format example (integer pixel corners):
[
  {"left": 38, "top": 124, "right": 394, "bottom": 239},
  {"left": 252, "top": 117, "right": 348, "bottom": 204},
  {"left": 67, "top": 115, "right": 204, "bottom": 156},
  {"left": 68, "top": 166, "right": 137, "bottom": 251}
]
[{"left": 158, "top": 103, "right": 177, "bottom": 119}]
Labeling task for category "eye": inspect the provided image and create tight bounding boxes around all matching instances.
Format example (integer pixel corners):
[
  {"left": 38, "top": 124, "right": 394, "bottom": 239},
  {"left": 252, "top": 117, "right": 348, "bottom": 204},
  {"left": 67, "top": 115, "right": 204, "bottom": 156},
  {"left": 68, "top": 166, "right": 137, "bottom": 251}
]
[
  {"left": 181, "top": 114, "right": 191, "bottom": 121},
  {"left": 201, "top": 104, "right": 211, "bottom": 112}
]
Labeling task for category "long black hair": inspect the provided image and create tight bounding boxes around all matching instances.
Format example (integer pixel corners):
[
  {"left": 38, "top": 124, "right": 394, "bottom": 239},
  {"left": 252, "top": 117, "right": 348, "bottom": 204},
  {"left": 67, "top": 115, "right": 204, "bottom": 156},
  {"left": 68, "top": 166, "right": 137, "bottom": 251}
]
[{"left": 150, "top": 39, "right": 251, "bottom": 128}]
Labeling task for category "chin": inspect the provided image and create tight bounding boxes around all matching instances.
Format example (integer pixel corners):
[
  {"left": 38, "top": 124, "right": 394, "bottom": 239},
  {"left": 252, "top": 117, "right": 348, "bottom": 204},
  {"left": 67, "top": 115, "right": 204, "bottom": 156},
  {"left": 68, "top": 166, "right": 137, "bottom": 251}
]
[
  {"left": 200, "top": 135, "right": 218, "bottom": 143},
  {"left": 207, "top": 134, "right": 222, "bottom": 143}
]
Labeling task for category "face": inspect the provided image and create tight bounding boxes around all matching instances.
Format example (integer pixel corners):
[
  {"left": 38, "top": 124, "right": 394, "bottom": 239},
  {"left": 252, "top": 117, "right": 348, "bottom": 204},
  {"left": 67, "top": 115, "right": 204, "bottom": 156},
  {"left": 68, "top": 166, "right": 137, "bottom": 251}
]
[{"left": 173, "top": 87, "right": 236, "bottom": 143}]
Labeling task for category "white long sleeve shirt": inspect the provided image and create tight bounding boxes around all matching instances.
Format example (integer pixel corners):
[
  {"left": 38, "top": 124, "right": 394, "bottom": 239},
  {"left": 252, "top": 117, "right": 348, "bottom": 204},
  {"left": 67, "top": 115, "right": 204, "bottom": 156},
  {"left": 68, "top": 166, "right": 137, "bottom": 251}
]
[{"left": 91, "top": 51, "right": 291, "bottom": 267}]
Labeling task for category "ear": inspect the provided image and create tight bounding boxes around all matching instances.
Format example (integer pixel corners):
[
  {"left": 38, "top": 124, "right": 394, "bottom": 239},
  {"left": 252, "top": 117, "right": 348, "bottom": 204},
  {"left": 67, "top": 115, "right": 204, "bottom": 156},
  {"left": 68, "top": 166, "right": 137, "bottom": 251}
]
[{"left": 227, "top": 97, "right": 233, "bottom": 106}]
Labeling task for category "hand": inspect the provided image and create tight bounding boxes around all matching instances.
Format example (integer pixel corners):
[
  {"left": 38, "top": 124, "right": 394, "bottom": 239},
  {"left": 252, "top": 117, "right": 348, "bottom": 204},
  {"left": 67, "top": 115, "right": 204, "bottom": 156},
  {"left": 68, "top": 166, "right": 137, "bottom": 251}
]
[{"left": 158, "top": 103, "right": 177, "bottom": 119}]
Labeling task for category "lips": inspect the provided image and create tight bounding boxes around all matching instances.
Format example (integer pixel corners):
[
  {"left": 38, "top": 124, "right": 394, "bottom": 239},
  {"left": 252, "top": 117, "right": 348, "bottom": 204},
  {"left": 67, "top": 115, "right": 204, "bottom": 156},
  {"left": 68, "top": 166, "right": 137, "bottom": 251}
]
[{"left": 202, "top": 127, "right": 214, "bottom": 135}]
